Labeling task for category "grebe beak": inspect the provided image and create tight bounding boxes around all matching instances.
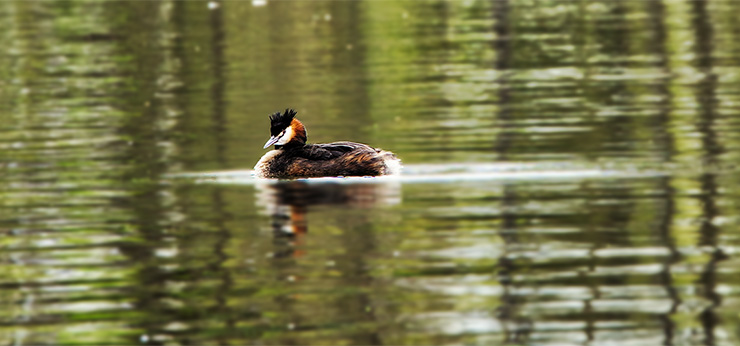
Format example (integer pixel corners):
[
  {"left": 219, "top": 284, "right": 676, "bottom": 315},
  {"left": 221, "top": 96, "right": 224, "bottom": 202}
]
[{"left": 263, "top": 135, "right": 280, "bottom": 149}]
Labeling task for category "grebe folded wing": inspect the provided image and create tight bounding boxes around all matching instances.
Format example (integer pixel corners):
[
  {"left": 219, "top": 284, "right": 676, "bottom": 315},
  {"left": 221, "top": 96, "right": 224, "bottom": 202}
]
[{"left": 298, "top": 142, "right": 376, "bottom": 160}]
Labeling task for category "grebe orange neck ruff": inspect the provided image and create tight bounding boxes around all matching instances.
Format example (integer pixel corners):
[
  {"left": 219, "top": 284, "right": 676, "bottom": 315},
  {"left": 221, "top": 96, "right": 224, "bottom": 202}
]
[{"left": 254, "top": 109, "right": 401, "bottom": 179}]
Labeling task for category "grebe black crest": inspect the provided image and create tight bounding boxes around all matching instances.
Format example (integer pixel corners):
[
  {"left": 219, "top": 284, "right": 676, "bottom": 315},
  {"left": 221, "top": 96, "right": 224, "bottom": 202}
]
[{"left": 254, "top": 108, "right": 401, "bottom": 179}]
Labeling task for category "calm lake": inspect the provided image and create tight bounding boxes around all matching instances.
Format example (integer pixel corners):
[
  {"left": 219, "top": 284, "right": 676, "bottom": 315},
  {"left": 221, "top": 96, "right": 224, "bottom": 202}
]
[{"left": 3, "top": 0, "right": 740, "bottom": 345}]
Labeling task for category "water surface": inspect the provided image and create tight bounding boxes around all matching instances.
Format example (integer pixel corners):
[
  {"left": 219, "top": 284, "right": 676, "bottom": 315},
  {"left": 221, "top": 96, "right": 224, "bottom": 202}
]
[{"left": 2, "top": 0, "right": 740, "bottom": 345}]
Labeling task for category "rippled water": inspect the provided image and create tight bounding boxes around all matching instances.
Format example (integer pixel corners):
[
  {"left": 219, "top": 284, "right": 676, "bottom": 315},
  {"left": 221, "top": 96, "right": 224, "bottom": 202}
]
[{"left": 3, "top": 0, "right": 740, "bottom": 345}]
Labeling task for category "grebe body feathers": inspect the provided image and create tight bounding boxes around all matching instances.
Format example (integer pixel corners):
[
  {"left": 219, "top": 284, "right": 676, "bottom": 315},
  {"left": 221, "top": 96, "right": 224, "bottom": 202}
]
[{"left": 254, "top": 109, "right": 401, "bottom": 179}]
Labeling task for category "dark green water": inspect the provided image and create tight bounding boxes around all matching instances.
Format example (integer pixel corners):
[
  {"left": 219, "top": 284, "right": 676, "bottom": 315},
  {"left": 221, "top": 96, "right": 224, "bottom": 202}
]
[{"left": 3, "top": 0, "right": 740, "bottom": 344}]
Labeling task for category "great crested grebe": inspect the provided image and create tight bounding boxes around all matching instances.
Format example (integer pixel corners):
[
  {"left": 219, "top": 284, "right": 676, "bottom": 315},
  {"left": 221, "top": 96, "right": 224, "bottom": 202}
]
[{"left": 254, "top": 109, "right": 401, "bottom": 179}]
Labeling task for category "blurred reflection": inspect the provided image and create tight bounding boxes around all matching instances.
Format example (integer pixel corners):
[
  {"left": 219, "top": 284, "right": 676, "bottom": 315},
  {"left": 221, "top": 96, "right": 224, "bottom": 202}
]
[
  {"left": 255, "top": 179, "right": 401, "bottom": 238},
  {"left": 255, "top": 179, "right": 400, "bottom": 260}
]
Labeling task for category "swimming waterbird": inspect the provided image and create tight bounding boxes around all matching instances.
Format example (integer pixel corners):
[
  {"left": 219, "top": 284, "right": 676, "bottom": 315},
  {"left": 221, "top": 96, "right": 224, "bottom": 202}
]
[{"left": 254, "top": 109, "right": 401, "bottom": 179}]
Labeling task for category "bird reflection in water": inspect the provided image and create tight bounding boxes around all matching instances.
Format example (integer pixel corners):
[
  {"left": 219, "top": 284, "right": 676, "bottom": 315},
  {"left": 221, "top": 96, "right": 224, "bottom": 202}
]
[{"left": 254, "top": 179, "right": 401, "bottom": 257}]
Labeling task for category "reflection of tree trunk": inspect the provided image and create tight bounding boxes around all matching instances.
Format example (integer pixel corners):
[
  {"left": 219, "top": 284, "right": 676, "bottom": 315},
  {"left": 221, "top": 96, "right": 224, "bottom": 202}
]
[
  {"left": 492, "top": 0, "right": 511, "bottom": 158},
  {"left": 203, "top": 11, "right": 237, "bottom": 338},
  {"left": 657, "top": 177, "right": 680, "bottom": 345},
  {"left": 691, "top": 1, "right": 723, "bottom": 344},
  {"left": 210, "top": 189, "right": 236, "bottom": 344},
  {"left": 584, "top": 200, "right": 596, "bottom": 344},
  {"left": 203, "top": 10, "right": 236, "bottom": 341},
  {"left": 647, "top": 0, "right": 674, "bottom": 161},
  {"left": 692, "top": 0, "right": 721, "bottom": 162},
  {"left": 491, "top": 1, "right": 534, "bottom": 343},
  {"left": 596, "top": 2, "right": 629, "bottom": 156},
  {"left": 648, "top": 2, "right": 680, "bottom": 343},
  {"left": 497, "top": 185, "right": 530, "bottom": 344},
  {"left": 209, "top": 2, "right": 228, "bottom": 167},
  {"left": 337, "top": 222, "right": 383, "bottom": 345},
  {"left": 698, "top": 173, "right": 723, "bottom": 345},
  {"left": 492, "top": 0, "right": 513, "bottom": 339},
  {"left": 330, "top": 0, "right": 372, "bottom": 124}
]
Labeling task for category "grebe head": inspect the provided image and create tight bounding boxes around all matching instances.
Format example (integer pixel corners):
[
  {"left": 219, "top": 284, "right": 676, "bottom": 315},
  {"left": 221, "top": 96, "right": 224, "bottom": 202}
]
[{"left": 262, "top": 108, "right": 307, "bottom": 149}]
